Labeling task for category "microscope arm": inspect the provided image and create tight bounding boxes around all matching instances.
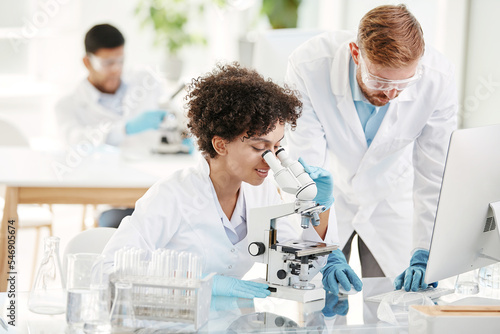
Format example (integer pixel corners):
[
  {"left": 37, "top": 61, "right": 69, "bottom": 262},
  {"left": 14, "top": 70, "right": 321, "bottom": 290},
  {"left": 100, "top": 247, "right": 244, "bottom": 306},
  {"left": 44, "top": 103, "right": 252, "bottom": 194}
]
[{"left": 247, "top": 202, "right": 296, "bottom": 263}]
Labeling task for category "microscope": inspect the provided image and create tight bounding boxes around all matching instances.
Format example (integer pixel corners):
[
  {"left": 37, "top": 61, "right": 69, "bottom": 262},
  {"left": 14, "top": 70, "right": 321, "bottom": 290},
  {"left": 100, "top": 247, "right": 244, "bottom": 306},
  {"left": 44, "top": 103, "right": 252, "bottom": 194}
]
[
  {"left": 154, "top": 112, "right": 192, "bottom": 154},
  {"left": 153, "top": 83, "right": 192, "bottom": 154},
  {"left": 247, "top": 148, "right": 337, "bottom": 303}
]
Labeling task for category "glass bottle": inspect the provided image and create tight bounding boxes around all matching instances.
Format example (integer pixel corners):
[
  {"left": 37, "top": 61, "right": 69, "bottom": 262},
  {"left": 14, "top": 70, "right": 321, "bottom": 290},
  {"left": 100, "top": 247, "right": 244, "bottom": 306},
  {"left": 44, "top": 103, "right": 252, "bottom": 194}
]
[
  {"left": 28, "top": 236, "right": 66, "bottom": 314},
  {"left": 110, "top": 281, "right": 136, "bottom": 333}
]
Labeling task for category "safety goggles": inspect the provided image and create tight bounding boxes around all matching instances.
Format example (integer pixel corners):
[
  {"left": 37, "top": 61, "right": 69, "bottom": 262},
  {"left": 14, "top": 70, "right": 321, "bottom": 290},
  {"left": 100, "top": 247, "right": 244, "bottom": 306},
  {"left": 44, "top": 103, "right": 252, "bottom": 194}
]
[
  {"left": 358, "top": 53, "right": 423, "bottom": 91},
  {"left": 88, "top": 54, "right": 124, "bottom": 72}
]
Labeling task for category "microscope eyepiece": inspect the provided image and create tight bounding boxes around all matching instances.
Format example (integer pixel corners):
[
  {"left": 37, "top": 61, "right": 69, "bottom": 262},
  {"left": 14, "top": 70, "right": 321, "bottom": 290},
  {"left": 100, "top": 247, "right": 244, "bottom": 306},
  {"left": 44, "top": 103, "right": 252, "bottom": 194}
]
[
  {"left": 276, "top": 147, "right": 285, "bottom": 156},
  {"left": 262, "top": 150, "right": 272, "bottom": 158}
]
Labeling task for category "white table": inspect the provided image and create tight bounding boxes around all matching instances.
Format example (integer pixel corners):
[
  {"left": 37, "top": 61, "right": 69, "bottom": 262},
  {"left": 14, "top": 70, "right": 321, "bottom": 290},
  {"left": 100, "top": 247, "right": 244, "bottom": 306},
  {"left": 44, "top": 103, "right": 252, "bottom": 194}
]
[
  {"left": 0, "top": 278, "right": 403, "bottom": 333},
  {"left": 0, "top": 146, "right": 199, "bottom": 292},
  {"left": 4, "top": 277, "right": 496, "bottom": 333}
]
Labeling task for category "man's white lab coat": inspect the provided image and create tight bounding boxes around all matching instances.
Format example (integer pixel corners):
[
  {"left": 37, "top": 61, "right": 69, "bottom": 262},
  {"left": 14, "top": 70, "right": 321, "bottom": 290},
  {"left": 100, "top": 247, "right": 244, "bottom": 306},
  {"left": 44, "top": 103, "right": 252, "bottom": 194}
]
[
  {"left": 101, "top": 157, "right": 334, "bottom": 278},
  {"left": 55, "top": 69, "right": 164, "bottom": 147},
  {"left": 285, "top": 31, "right": 458, "bottom": 277}
]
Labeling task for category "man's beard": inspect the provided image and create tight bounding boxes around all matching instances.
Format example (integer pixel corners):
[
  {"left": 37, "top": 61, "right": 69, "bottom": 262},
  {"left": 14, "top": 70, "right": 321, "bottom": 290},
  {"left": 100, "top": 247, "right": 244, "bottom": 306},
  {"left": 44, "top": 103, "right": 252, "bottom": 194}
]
[{"left": 356, "top": 71, "right": 399, "bottom": 107}]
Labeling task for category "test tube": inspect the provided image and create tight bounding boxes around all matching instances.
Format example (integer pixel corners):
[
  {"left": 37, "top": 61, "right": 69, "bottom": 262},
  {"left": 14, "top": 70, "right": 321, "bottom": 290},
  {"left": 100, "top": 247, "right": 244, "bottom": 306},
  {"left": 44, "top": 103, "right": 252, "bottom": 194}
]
[
  {"left": 112, "top": 248, "right": 204, "bottom": 321},
  {"left": 165, "top": 249, "right": 177, "bottom": 312},
  {"left": 176, "top": 251, "right": 190, "bottom": 280},
  {"left": 114, "top": 248, "right": 121, "bottom": 279},
  {"left": 192, "top": 255, "right": 202, "bottom": 280}
]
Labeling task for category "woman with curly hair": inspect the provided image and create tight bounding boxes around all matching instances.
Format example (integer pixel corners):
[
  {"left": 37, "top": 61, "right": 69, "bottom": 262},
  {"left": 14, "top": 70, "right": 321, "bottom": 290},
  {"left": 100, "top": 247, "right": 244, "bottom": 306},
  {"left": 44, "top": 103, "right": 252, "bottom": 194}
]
[{"left": 102, "top": 63, "right": 341, "bottom": 299}]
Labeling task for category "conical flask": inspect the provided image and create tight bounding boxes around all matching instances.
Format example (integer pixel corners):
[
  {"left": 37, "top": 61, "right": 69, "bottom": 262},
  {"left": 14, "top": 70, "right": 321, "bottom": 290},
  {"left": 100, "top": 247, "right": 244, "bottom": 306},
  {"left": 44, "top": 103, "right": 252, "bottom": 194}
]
[
  {"left": 28, "top": 236, "right": 66, "bottom": 314},
  {"left": 110, "top": 281, "right": 136, "bottom": 332}
]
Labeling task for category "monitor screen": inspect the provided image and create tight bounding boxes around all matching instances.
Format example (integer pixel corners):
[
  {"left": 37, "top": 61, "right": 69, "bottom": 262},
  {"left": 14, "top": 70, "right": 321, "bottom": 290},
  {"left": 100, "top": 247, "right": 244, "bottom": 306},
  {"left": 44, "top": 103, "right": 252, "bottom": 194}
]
[{"left": 425, "top": 124, "right": 500, "bottom": 284}]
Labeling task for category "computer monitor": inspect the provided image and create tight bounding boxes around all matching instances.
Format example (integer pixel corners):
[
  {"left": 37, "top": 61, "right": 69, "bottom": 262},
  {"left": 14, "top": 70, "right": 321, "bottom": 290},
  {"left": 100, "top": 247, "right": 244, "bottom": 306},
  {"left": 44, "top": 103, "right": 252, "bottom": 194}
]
[{"left": 425, "top": 124, "right": 500, "bottom": 284}]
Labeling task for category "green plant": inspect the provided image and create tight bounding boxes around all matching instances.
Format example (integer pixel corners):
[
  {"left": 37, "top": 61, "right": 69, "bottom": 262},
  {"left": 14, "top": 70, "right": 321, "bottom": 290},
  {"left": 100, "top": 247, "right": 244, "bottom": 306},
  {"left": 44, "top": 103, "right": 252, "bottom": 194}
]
[
  {"left": 261, "top": 0, "right": 302, "bottom": 29},
  {"left": 135, "top": 0, "right": 206, "bottom": 56}
]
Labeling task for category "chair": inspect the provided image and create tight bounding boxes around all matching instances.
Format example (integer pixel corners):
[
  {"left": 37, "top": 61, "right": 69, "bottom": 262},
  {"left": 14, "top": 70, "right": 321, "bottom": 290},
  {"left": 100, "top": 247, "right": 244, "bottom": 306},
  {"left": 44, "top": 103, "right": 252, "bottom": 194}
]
[
  {"left": 0, "top": 119, "right": 30, "bottom": 146},
  {"left": 63, "top": 227, "right": 117, "bottom": 260},
  {"left": 62, "top": 227, "right": 116, "bottom": 287},
  {"left": 0, "top": 118, "right": 54, "bottom": 285}
]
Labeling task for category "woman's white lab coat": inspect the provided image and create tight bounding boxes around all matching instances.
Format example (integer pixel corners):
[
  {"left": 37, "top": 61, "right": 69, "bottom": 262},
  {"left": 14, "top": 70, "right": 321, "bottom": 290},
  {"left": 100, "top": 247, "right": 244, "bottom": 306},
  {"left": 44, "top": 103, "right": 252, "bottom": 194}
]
[
  {"left": 102, "top": 157, "right": 331, "bottom": 278},
  {"left": 285, "top": 31, "right": 458, "bottom": 277}
]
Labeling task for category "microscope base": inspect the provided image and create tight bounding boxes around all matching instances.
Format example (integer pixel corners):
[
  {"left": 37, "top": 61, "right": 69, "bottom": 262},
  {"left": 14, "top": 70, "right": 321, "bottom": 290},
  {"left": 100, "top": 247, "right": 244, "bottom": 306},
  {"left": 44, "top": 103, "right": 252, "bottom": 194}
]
[
  {"left": 269, "top": 284, "right": 325, "bottom": 303},
  {"left": 252, "top": 298, "right": 325, "bottom": 328}
]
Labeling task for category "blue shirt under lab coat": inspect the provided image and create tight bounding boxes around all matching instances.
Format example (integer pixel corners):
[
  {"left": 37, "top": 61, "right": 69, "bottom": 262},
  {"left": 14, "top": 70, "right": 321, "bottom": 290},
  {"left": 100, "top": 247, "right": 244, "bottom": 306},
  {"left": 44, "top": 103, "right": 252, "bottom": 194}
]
[{"left": 349, "top": 57, "right": 389, "bottom": 147}]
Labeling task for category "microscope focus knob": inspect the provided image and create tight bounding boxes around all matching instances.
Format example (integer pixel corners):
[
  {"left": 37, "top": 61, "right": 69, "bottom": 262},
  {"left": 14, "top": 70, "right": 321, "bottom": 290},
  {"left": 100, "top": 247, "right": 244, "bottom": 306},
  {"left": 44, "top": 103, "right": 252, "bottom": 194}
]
[
  {"left": 277, "top": 270, "right": 287, "bottom": 280},
  {"left": 248, "top": 242, "right": 265, "bottom": 256}
]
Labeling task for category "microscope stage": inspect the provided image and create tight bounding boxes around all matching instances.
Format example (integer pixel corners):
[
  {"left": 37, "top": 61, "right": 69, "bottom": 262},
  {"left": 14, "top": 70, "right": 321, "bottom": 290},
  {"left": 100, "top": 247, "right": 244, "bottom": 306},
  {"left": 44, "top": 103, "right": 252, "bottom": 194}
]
[{"left": 274, "top": 240, "right": 337, "bottom": 257}]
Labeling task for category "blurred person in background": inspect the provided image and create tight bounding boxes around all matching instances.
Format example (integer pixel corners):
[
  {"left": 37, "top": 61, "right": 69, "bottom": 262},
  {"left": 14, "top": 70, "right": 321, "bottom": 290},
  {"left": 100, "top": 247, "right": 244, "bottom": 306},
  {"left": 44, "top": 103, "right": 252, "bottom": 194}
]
[
  {"left": 56, "top": 23, "right": 167, "bottom": 228},
  {"left": 56, "top": 23, "right": 167, "bottom": 149}
]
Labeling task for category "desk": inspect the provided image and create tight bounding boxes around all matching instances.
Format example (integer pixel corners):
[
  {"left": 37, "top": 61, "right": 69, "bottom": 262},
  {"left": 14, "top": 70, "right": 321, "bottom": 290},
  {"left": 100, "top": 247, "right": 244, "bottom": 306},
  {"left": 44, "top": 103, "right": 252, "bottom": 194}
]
[
  {"left": 0, "top": 147, "right": 198, "bottom": 292},
  {"left": 3, "top": 278, "right": 499, "bottom": 333},
  {"left": 0, "top": 278, "right": 405, "bottom": 333}
]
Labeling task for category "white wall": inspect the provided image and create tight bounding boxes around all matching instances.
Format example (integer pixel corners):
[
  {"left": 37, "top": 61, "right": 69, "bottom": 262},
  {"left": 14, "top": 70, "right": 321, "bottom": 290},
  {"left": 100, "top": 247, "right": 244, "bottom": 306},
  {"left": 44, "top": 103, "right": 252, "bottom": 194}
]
[{"left": 461, "top": 0, "right": 500, "bottom": 128}]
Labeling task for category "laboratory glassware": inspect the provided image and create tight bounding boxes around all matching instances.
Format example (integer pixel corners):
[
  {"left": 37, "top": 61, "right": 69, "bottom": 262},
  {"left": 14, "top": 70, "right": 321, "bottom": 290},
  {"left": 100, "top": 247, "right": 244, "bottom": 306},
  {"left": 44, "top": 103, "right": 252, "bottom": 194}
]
[
  {"left": 28, "top": 236, "right": 66, "bottom": 315},
  {"left": 66, "top": 253, "right": 107, "bottom": 329},
  {"left": 110, "top": 281, "right": 136, "bottom": 333},
  {"left": 455, "top": 269, "right": 480, "bottom": 295}
]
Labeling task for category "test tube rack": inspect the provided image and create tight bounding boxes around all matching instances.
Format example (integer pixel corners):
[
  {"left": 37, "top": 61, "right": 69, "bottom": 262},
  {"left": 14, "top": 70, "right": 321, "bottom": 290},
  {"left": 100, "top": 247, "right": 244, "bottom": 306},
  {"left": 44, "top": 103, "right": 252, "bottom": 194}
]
[{"left": 110, "top": 272, "right": 215, "bottom": 330}]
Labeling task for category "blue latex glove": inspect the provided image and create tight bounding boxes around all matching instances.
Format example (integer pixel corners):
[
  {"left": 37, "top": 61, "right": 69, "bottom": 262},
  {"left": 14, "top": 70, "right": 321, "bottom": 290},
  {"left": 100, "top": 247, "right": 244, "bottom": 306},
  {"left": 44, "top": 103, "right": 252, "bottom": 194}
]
[
  {"left": 212, "top": 275, "right": 271, "bottom": 299},
  {"left": 394, "top": 249, "right": 438, "bottom": 292},
  {"left": 321, "top": 249, "right": 363, "bottom": 295},
  {"left": 322, "top": 291, "right": 349, "bottom": 317},
  {"left": 298, "top": 157, "right": 334, "bottom": 210},
  {"left": 125, "top": 110, "right": 166, "bottom": 135}
]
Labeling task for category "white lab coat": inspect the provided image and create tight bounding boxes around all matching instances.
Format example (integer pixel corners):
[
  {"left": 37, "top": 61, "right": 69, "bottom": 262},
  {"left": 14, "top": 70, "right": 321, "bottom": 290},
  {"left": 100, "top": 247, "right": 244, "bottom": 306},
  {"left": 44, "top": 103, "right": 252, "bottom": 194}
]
[
  {"left": 101, "top": 157, "right": 333, "bottom": 278},
  {"left": 285, "top": 31, "right": 458, "bottom": 277},
  {"left": 55, "top": 68, "right": 164, "bottom": 147}
]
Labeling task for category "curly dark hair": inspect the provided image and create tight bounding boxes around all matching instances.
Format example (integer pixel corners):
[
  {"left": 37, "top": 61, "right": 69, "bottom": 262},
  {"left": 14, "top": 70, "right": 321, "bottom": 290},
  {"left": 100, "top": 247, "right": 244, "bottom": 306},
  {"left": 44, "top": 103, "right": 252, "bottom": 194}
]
[{"left": 185, "top": 63, "right": 302, "bottom": 158}]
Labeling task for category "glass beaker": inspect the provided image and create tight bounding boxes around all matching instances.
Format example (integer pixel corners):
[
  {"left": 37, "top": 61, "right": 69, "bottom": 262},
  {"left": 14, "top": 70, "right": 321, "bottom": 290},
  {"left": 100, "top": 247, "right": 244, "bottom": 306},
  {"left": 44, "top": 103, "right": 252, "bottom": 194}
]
[
  {"left": 479, "top": 263, "right": 500, "bottom": 288},
  {"left": 110, "top": 281, "right": 136, "bottom": 333},
  {"left": 28, "top": 236, "right": 66, "bottom": 315},
  {"left": 455, "top": 269, "right": 480, "bottom": 295},
  {"left": 479, "top": 263, "right": 500, "bottom": 299},
  {"left": 66, "top": 253, "right": 108, "bottom": 330}
]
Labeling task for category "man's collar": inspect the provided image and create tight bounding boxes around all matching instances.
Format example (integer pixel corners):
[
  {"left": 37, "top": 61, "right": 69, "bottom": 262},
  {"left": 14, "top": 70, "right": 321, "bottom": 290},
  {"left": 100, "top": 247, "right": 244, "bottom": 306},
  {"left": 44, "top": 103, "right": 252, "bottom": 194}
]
[
  {"left": 83, "top": 78, "right": 126, "bottom": 99},
  {"left": 82, "top": 78, "right": 101, "bottom": 103}
]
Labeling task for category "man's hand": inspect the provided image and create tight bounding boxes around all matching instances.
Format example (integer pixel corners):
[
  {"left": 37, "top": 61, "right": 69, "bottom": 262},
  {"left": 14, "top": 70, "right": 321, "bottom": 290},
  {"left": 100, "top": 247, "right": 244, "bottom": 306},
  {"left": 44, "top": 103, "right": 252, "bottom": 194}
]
[
  {"left": 394, "top": 249, "right": 438, "bottom": 291},
  {"left": 321, "top": 249, "right": 363, "bottom": 295},
  {"left": 125, "top": 110, "right": 166, "bottom": 135},
  {"left": 298, "top": 157, "right": 334, "bottom": 210}
]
